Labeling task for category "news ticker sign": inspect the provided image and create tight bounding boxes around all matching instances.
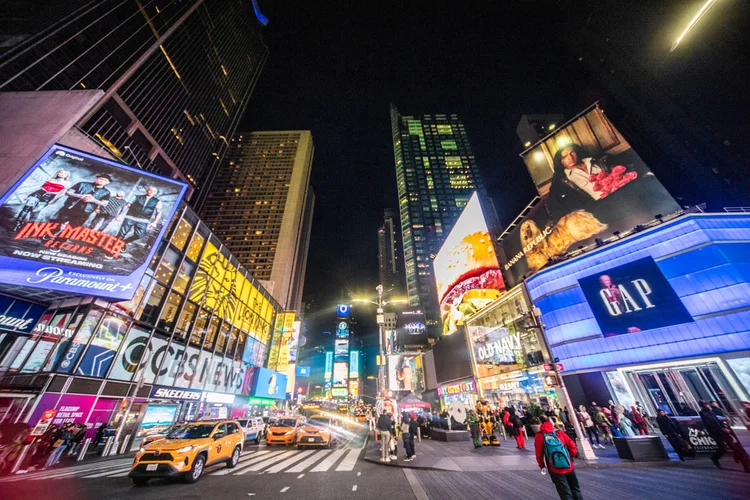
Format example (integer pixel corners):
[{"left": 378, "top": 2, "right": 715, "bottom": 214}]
[{"left": 0, "top": 144, "right": 188, "bottom": 301}]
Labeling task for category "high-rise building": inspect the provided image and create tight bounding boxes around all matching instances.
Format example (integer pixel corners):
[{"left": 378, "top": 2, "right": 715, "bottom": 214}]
[
  {"left": 0, "top": 0, "right": 269, "bottom": 200},
  {"left": 390, "top": 104, "right": 486, "bottom": 329},
  {"left": 200, "top": 131, "right": 315, "bottom": 312},
  {"left": 378, "top": 208, "right": 405, "bottom": 300}
]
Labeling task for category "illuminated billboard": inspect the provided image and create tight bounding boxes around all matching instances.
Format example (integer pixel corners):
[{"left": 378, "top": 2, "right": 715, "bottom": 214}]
[
  {"left": 396, "top": 309, "right": 428, "bottom": 347},
  {"left": 500, "top": 106, "right": 680, "bottom": 287},
  {"left": 349, "top": 350, "right": 360, "bottom": 379},
  {"left": 324, "top": 351, "right": 333, "bottom": 381},
  {"left": 251, "top": 367, "right": 287, "bottom": 399},
  {"left": 334, "top": 338, "right": 349, "bottom": 358},
  {"left": 578, "top": 257, "right": 693, "bottom": 337},
  {"left": 433, "top": 192, "right": 506, "bottom": 334},
  {"left": 337, "top": 304, "right": 350, "bottom": 317},
  {"left": 332, "top": 362, "right": 348, "bottom": 385},
  {"left": 388, "top": 354, "right": 424, "bottom": 393},
  {"left": 0, "top": 144, "right": 187, "bottom": 300}
]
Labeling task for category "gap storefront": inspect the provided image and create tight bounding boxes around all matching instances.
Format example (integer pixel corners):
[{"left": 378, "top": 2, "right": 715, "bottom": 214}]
[{"left": 526, "top": 213, "right": 750, "bottom": 425}]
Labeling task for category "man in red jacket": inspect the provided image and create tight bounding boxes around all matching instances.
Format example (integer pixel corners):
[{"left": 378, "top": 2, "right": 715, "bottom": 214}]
[{"left": 534, "top": 415, "right": 583, "bottom": 500}]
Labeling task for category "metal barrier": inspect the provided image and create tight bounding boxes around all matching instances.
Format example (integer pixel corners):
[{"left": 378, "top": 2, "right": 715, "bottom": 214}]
[{"left": 76, "top": 438, "right": 91, "bottom": 461}]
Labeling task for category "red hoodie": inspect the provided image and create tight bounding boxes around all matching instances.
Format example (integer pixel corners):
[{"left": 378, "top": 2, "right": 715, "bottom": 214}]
[{"left": 534, "top": 421, "right": 577, "bottom": 474}]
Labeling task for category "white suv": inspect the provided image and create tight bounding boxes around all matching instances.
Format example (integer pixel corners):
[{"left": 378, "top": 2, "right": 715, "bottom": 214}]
[{"left": 237, "top": 417, "right": 265, "bottom": 444}]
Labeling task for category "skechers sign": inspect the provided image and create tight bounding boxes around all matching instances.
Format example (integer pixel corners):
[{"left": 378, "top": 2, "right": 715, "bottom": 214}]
[
  {"left": 0, "top": 145, "right": 188, "bottom": 301},
  {"left": 150, "top": 385, "right": 202, "bottom": 401},
  {"left": 578, "top": 257, "right": 694, "bottom": 337}
]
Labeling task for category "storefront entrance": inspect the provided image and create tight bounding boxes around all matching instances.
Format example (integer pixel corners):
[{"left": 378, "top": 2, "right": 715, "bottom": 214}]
[{"left": 623, "top": 361, "right": 744, "bottom": 423}]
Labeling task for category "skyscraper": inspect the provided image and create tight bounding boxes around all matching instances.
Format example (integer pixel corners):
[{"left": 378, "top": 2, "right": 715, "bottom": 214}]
[
  {"left": 200, "top": 131, "right": 315, "bottom": 312},
  {"left": 390, "top": 104, "right": 486, "bottom": 329},
  {"left": 0, "top": 0, "right": 269, "bottom": 200},
  {"left": 378, "top": 208, "right": 405, "bottom": 300}
]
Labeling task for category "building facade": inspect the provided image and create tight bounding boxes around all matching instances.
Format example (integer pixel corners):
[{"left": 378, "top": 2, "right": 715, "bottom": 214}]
[
  {"left": 515, "top": 114, "right": 565, "bottom": 148},
  {"left": 390, "top": 104, "right": 486, "bottom": 329},
  {"left": 199, "top": 131, "right": 315, "bottom": 312},
  {"left": 0, "top": 0, "right": 269, "bottom": 200},
  {"left": 526, "top": 213, "right": 750, "bottom": 425},
  {"left": 378, "top": 208, "right": 405, "bottom": 300}
]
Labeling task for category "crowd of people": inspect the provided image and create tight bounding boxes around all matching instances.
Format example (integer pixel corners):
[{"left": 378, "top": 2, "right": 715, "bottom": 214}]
[{"left": 375, "top": 410, "right": 422, "bottom": 462}]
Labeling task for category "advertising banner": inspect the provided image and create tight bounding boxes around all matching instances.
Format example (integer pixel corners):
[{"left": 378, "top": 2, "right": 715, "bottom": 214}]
[
  {"left": 27, "top": 393, "right": 97, "bottom": 428},
  {"left": 137, "top": 405, "right": 177, "bottom": 437},
  {"left": 501, "top": 106, "right": 680, "bottom": 287},
  {"left": 349, "top": 351, "right": 360, "bottom": 379},
  {"left": 332, "top": 362, "right": 348, "bottom": 385},
  {"left": 335, "top": 320, "right": 349, "bottom": 338},
  {"left": 0, "top": 293, "right": 47, "bottom": 334},
  {"left": 337, "top": 304, "right": 350, "bottom": 317},
  {"left": 251, "top": 367, "right": 287, "bottom": 399},
  {"left": 324, "top": 351, "right": 333, "bottom": 381},
  {"left": 149, "top": 385, "right": 202, "bottom": 401},
  {"left": 672, "top": 417, "right": 740, "bottom": 457},
  {"left": 578, "top": 256, "right": 693, "bottom": 337},
  {"left": 395, "top": 309, "right": 428, "bottom": 347},
  {"left": 433, "top": 192, "right": 505, "bottom": 335},
  {"left": 296, "top": 365, "right": 311, "bottom": 377},
  {"left": 436, "top": 379, "right": 476, "bottom": 398},
  {"left": 0, "top": 145, "right": 188, "bottom": 300},
  {"left": 470, "top": 325, "right": 522, "bottom": 365},
  {"left": 334, "top": 338, "right": 349, "bottom": 358},
  {"left": 388, "top": 354, "right": 424, "bottom": 393}
]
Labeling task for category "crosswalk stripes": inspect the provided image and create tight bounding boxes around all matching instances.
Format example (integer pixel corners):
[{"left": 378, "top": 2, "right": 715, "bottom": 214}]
[
  {"left": 310, "top": 449, "right": 347, "bottom": 472},
  {"left": 2, "top": 442, "right": 367, "bottom": 481}
]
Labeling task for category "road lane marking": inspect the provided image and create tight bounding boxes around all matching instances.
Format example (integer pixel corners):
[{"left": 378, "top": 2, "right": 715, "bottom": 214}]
[
  {"left": 236, "top": 451, "right": 297, "bottom": 474},
  {"left": 280, "top": 486, "right": 290, "bottom": 492},
  {"left": 352, "top": 485, "right": 358, "bottom": 491},
  {"left": 285, "top": 450, "right": 330, "bottom": 473},
  {"left": 80, "top": 467, "right": 131, "bottom": 478},
  {"left": 265, "top": 450, "right": 315, "bottom": 473},
  {"left": 335, "top": 448, "right": 361, "bottom": 471},
  {"left": 403, "top": 468, "right": 429, "bottom": 500},
  {"left": 213, "top": 450, "right": 277, "bottom": 475},
  {"left": 310, "top": 449, "right": 346, "bottom": 472},
  {"left": 297, "top": 474, "right": 305, "bottom": 478}
]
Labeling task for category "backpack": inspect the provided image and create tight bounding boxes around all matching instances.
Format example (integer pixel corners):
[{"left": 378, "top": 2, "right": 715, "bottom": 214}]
[{"left": 543, "top": 431, "right": 572, "bottom": 469}]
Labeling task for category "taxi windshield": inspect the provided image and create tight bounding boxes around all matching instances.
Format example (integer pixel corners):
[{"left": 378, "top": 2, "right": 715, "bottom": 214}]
[
  {"left": 308, "top": 418, "right": 330, "bottom": 427},
  {"left": 166, "top": 423, "right": 215, "bottom": 439},
  {"left": 275, "top": 418, "right": 299, "bottom": 427}
]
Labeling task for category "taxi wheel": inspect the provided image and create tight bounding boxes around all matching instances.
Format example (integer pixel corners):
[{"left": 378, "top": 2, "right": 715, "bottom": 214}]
[
  {"left": 254, "top": 436, "right": 261, "bottom": 445},
  {"left": 184, "top": 454, "right": 205, "bottom": 483},
  {"left": 227, "top": 446, "right": 240, "bottom": 468}
]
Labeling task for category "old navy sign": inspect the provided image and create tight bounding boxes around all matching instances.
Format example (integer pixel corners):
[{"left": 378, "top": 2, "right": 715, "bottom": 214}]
[
  {"left": 150, "top": 385, "right": 202, "bottom": 401},
  {"left": 578, "top": 256, "right": 694, "bottom": 337},
  {"left": 476, "top": 328, "right": 520, "bottom": 363},
  {"left": 437, "top": 379, "right": 476, "bottom": 397}
]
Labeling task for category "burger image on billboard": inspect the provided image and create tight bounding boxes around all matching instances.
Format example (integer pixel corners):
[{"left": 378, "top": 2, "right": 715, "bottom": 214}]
[
  {"left": 433, "top": 192, "right": 505, "bottom": 335},
  {"left": 0, "top": 144, "right": 187, "bottom": 300}
]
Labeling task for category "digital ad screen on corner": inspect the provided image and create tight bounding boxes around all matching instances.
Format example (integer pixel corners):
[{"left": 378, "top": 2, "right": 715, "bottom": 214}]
[
  {"left": 0, "top": 144, "right": 188, "bottom": 301},
  {"left": 578, "top": 256, "right": 694, "bottom": 337}
]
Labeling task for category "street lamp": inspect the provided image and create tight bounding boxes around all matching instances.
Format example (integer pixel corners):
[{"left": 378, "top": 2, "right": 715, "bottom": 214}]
[{"left": 352, "top": 289, "right": 408, "bottom": 399}]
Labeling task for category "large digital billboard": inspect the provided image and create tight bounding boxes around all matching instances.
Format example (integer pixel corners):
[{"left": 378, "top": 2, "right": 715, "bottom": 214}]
[
  {"left": 578, "top": 256, "right": 693, "bottom": 337},
  {"left": 395, "top": 309, "right": 428, "bottom": 347},
  {"left": 433, "top": 192, "right": 505, "bottom": 334},
  {"left": 0, "top": 145, "right": 187, "bottom": 300},
  {"left": 332, "top": 362, "right": 348, "bottom": 385},
  {"left": 252, "top": 367, "right": 287, "bottom": 399},
  {"left": 500, "top": 106, "right": 680, "bottom": 287},
  {"left": 388, "top": 354, "right": 424, "bottom": 393}
]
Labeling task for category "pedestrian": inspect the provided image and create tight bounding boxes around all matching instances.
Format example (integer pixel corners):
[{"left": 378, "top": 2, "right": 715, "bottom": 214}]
[
  {"left": 630, "top": 406, "right": 649, "bottom": 435},
  {"left": 535, "top": 415, "right": 583, "bottom": 500},
  {"left": 376, "top": 410, "right": 392, "bottom": 462},
  {"left": 400, "top": 413, "right": 413, "bottom": 461},
  {"left": 506, "top": 407, "right": 525, "bottom": 449},
  {"left": 614, "top": 405, "right": 636, "bottom": 436},
  {"left": 710, "top": 401, "right": 725, "bottom": 418},
  {"left": 578, "top": 405, "right": 602, "bottom": 448},
  {"left": 592, "top": 406, "right": 614, "bottom": 445},
  {"left": 389, "top": 413, "right": 398, "bottom": 461},
  {"left": 678, "top": 402, "right": 699, "bottom": 416},
  {"left": 698, "top": 400, "right": 750, "bottom": 472},
  {"left": 655, "top": 410, "right": 687, "bottom": 461},
  {"left": 466, "top": 409, "right": 481, "bottom": 449},
  {"left": 635, "top": 401, "right": 655, "bottom": 432},
  {"left": 92, "top": 423, "right": 107, "bottom": 448},
  {"left": 67, "top": 423, "right": 87, "bottom": 456},
  {"left": 45, "top": 423, "right": 74, "bottom": 469}
]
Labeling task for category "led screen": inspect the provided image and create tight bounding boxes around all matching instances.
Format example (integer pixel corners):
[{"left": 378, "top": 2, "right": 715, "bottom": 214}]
[
  {"left": 433, "top": 192, "right": 505, "bottom": 334},
  {"left": 500, "top": 106, "right": 679, "bottom": 287},
  {"left": 395, "top": 309, "right": 428, "bottom": 347},
  {"left": 332, "top": 362, "right": 348, "bottom": 385},
  {"left": 578, "top": 256, "right": 693, "bottom": 337},
  {"left": 388, "top": 354, "right": 424, "bottom": 393},
  {"left": 251, "top": 367, "right": 287, "bottom": 399},
  {"left": 334, "top": 338, "right": 349, "bottom": 358},
  {"left": 137, "top": 405, "right": 177, "bottom": 437},
  {"left": 0, "top": 145, "right": 187, "bottom": 300}
]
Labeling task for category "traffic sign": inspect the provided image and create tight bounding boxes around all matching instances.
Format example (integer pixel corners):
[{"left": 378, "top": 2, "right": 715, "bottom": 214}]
[{"left": 543, "top": 363, "right": 564, "bottom": 372}]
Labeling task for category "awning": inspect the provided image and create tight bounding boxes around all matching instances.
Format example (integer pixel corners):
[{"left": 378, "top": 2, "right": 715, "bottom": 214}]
[{"left": 398, "top": 393, "right": 431, "bottom": 409}]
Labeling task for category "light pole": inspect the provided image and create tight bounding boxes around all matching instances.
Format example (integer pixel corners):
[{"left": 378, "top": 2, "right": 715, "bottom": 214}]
[{"left": 352, "top": 289, "right": 407, "bottom": 400}]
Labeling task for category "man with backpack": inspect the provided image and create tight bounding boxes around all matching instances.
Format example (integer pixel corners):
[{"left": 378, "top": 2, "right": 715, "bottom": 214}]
[{"left": 534, "top": 415, "right": 583, "bottom": 500}]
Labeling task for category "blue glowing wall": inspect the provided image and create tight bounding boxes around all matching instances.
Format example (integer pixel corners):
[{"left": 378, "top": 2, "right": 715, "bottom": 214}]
[{"left": 526, "top": 214, "right": 750, "bottom": 373}]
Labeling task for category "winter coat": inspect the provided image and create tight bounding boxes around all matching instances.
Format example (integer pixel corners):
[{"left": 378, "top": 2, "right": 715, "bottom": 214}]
[
  {"left": 376, "top": 414, "right": 392, "bottom": 432},
  {"left": 534, "top": 421, "right": 578, "bottom": 475}
]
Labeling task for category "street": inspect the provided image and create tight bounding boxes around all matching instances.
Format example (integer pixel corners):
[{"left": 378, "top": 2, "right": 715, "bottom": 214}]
[{"left": 2, "top": 428, "right": 750, "bottom": 500}]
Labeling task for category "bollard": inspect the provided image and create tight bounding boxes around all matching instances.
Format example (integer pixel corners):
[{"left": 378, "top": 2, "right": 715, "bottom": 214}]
[
  {"left": 10, "top": 442, "right": 33, "bottom": 474},
  {"left": 102, "top": 436, "right": 115, "bottom": 457},
  {"left": 119, "top": 434, "right": 131, "bottom": 454},
  {"left": 77, "top": 438, "right": 91, "bottom": 461}
]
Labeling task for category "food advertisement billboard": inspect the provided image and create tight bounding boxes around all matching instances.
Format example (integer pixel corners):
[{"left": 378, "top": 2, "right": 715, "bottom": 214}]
[
  {"left": 0, "top": 145, "right": 187, "bottom": 300},
  {"left": 578, "top": 256, "right": 693, "bottom": 337},
  {"left": 433, "top": 192, "right": 505, "bottom": 334},
  {"left": 500, "top": 106, "right": 680, "bottom": 287}
]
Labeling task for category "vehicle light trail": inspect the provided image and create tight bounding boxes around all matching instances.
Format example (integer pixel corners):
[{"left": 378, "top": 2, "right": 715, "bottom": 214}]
[{"left": 670, "top": 0, "right": 719, "bottom": 52}]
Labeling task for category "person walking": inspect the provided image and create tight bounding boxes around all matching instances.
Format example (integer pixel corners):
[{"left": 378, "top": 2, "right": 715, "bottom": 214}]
[
  {"left": 377, "top": 410, "right": 393, "bottom": 462},
  {"left": 45, "top": 423, "right": 74, "bottom": 469},
  {"left": 67, "top": 423, "right": 87, "bottom": 456},
  {"left": 630, "top": 406, "right": 649, "bottom": 435},
  {"left": 699, "top": 401, "right": 750, "bottom": 472},
  {"left": 466, "top": 409, "right": 481, "bottom": 449},
  {"left": 578, "top": 405, "right": 603, "bottom": 449},
  {"left": 710, "top": 401, "right": 725, "bottom": 418},
  {"left": 636, "top": 401, "right": 656, "bottom": 432},
  {"left": 592, "top": 406, "right": 614, "bottom": 445},
  {"left": 506, "top": 407, "right": 525, "bottom": 449},
  {"left": 656, "top": 410, "right": 687, "bottom": 461},
  {"left": 535, "top": 415, "right": 583, "bottom": 500}
]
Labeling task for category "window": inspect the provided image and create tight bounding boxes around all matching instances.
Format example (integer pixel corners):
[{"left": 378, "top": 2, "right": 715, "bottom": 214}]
[
  {"left": 190, "top": 308, "right": 210, "bottom": 346},
  {"left": 212, "top": 424, "right": 227, "bottom": 438},
  {"left": 227, "top": 422, "right": 239, "bottom": 435},
  {"left": 175, "top": 301, "right": 197, "bottom": 339},
  {"left": 172, "top": 259, "right": 195, "bottom": 294},
  {"left": 203, "top": 316, "right": 221, "bottom": 350},
  {"left": 186, "top": 231, "right": 206, "bottom": 262},
  {"left": 171, "top": 219, "right": 194, "bottom": 251},
  {"left": 155, "top": 248, "right": 180, "bottom": 285},
  {"left": 157, "top": 292, "right": 184, "bottom": 332},
  {"left": 140, "top": 283, "right": 167, "bottom": 325}
]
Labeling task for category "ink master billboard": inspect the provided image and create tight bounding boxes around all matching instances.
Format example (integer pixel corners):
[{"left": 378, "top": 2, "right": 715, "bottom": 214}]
[
  {"left": 500, "top": 105, "right": 679, "bottom": 287},
  {"left": 433, "top": 192, "right": 506, "bottom": 335},
  {"left": 0, "top": 145, "right": 187, "bottom": 300}
]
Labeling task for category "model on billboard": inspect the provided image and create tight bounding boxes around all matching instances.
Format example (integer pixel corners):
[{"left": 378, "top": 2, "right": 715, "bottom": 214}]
[
  {"left": 54, "top": 173, "right": 112, "bottom": 229},
  {"left": 90, "top": 191, "right": 127, "bottom": 231},
  {"left": 12, "top": 169, "right": 71, "bottom": 231},
  {"left": 115, "top": 185, "right": 163, "bottom": 251}
]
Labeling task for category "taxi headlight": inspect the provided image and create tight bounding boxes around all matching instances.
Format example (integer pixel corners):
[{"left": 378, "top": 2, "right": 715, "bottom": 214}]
[{"left": 176, "top": 445, "right": 195, "bottom": 453}]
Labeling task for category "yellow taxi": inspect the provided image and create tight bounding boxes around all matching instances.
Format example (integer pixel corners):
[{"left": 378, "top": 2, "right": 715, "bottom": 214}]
[
  {"left": 296, "top": 415, "right": 338, "bottom": 449},
  {"left": 265, "top": 416, "right": 306, "bottom": 446},
  {"left": 139, "top": 422, "right": 184, "bottom": 449},
  {"left": 129, "top": 419, "right": 243, "bottom": 485}
]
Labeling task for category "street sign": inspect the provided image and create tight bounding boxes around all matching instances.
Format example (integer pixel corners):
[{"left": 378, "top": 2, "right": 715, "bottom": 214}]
[
  {"left": 543, "top": 363, "right": 564, "bottom": 372},
  {"left": 31, "top": 409, "right": 57, "bottom": 436}
]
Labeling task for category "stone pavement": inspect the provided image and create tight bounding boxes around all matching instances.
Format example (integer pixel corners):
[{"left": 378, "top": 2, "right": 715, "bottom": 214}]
[{"left": 365, "top": 429, "right": 750, "bottom": 472}]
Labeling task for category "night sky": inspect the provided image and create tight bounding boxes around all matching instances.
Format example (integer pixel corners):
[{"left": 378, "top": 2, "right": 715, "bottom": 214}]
[{"left": 239, "top": 1, "right": 601, "bottom": 363}]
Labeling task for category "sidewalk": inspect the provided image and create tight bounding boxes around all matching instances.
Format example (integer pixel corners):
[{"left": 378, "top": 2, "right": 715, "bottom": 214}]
[{"left": 364, "top": 429, "right": 750, "bottom": 472}]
